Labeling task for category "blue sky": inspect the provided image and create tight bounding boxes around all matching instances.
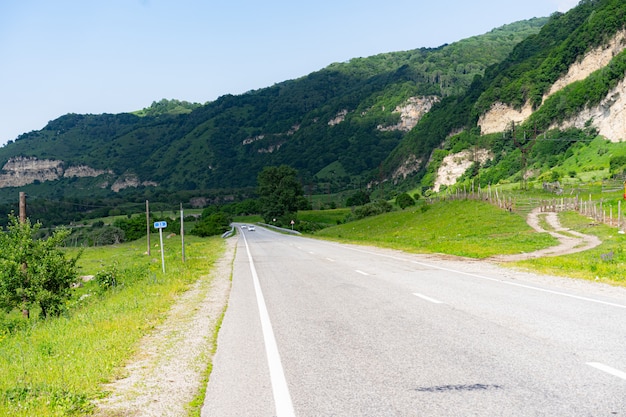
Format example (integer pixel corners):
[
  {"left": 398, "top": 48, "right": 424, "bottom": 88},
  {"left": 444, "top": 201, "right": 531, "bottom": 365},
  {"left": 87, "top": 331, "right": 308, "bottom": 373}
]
[{"left": 0, "top": 0, "right": 578, "bottom": 145}]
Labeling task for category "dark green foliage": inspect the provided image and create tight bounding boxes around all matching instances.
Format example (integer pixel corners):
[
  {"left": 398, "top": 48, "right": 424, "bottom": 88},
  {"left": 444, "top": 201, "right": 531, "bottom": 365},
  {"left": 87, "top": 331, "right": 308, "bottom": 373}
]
[
  {"left": 190, "top": 212, "right": 232, "bottom": 237},
  {"left": 350, "top": 200, "right": 394, "bottom": 220},
  {"left": 346, "top": 190, "right": 371, "bottom": 207},
  {"left": 395, "top": 192, "right": 416, "bottom": 209},
  {"left": 0, "top": 216, "right": 80, "bottom": 318},
  {"left": 610, "top": 155, "right": 626, "bottom": 172},
  {"left": 113, "top": 216, "right": 147, "bottom": 241},
  {"left": 257, "top": 165, "right": 308, "bottom": 223}
]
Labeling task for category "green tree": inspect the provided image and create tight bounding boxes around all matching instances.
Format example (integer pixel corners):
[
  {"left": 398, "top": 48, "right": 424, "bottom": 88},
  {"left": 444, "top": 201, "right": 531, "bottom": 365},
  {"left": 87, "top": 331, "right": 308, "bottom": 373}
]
[
  {"left": 395, "top": 192, "right": 416, "bottom": 209},
  {"left": 0, "top": 216, "right": 80, "bottom": 318},
  {"left": 346, "top": 190, "right": 371, "bottom": 206},
  {"left": 190, "top": 212, "right": 232, "bottom": 237},
  {"left": 257, "top": 165, "right": 308, "bottom": 224},
  {"left": 113, "top": 216, "right": 147, "bottom": 241}
]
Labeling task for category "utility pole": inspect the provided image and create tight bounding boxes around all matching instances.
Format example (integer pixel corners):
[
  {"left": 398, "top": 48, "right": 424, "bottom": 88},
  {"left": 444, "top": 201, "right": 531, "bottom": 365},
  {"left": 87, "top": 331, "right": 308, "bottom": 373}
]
[
  {"left": 19, "top": 192, "right": 26, "bottom": 223},
  {"left": 180, "top": 203, "right": 185, "bottom": 263},
  {"left": 146, "top": 200, "right": 151, "bottom": 256},
  {"left": 19, "top": 192, "right": 28, "bottom": 318}
]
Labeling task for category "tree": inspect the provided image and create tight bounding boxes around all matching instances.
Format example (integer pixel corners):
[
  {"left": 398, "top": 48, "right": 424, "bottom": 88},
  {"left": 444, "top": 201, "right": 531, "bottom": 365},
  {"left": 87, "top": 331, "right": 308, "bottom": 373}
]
[
  {"left": 395, "top": 192, "right": 416, "bottom": 209},
  {"left": 190, "top": 212, "right": 232, "bottom": 237},
  {"left": 0, "top": 215, "right": 80, "bottom": 318},
  {"left": 346, "top": 190, "right": 371, "bottom": 206},
  {"left": 257, "top": 165, "right": 308, "bottom": 224}
]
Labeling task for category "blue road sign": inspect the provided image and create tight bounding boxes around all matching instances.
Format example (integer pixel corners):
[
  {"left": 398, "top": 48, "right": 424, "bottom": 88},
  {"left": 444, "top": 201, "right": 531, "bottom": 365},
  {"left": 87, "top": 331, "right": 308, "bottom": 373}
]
[{"left": 154, "top": 221, "right": 167, "bottom": 229}]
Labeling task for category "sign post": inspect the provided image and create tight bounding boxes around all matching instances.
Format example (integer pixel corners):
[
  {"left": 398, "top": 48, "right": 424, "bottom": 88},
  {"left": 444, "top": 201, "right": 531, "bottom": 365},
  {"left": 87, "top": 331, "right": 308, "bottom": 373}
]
[{"left": 154, "top": 221, "right": 167, "bottom": 273}]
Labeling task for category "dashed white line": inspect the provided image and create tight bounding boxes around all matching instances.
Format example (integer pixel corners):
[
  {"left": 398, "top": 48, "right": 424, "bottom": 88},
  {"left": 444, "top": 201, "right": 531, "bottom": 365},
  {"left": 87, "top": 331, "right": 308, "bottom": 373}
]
[
  {"left": 355, "top": 270, "right": 370, "bottom": 276},
  {"left": 587, "top": 362, "right": 626, "bottom": 381},
  {"left": 326, "top": 258, "right": 335, "bottom": 262},
  {"left": 413, "top": 293, "right": 444, "bottom": 304},
  {"left": 332, "top": 244, "right": 626, "bottom": 310}
]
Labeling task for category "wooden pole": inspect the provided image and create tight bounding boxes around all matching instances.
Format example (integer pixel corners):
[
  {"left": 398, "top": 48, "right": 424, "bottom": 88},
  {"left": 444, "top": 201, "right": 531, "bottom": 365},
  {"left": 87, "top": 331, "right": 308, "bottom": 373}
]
[
  {"left": 146, "top": 200, "right": 151, "bottom": 256},
  {"left": 19, "top": 192, "right": 26, "bottom": 224},
  {"left": 19, "top": 192, "right": 28, "bottom": 318},
  {"left": 180, "top": 203, "right": 185, "bottom": 263}
]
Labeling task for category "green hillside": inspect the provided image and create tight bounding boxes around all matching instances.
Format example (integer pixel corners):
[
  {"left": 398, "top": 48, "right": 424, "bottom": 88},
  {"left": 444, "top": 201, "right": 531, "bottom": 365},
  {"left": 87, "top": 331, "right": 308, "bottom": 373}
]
[{"left": 0, "top": 19, "right": 544, "bottom": 205}]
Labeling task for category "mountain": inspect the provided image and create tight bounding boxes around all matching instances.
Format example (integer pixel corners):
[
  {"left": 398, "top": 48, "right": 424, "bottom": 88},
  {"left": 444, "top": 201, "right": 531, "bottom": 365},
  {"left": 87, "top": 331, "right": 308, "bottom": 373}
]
[
  {"left": 3, "top": 0, "right": 626, "bottom": 229},
  {"left": 384, "top": 0, "right": 626, "bottom": 191},
  {"left": 0, "top": 18, "right": 545, "bottom": 210}
]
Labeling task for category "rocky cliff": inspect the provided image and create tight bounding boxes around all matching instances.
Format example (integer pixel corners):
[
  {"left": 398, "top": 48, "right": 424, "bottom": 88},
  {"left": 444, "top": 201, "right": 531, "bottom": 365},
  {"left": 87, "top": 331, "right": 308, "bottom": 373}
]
[
  {"left": 478, "top": 30, "right": 626, "bottom": 142},
  {"left": 0, "top": 156, "right": 157, "bottom": 191}
]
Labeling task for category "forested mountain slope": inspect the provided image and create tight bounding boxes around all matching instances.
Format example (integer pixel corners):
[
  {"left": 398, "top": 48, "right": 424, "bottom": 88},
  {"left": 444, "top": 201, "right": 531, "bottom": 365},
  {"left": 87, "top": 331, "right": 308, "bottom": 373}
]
[
  {"left": 384, "top": 0, "right": 626, "bottom": 191},
  {"left": 0, "top": 18, "right": 545, "bottom": 206}
]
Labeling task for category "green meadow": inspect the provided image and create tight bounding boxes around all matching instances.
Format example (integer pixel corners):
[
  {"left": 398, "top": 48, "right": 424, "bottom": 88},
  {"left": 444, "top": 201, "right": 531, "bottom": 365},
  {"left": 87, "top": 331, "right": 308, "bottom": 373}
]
[{"left": 312, "top": 199, "right": 626, "bottom": 286}]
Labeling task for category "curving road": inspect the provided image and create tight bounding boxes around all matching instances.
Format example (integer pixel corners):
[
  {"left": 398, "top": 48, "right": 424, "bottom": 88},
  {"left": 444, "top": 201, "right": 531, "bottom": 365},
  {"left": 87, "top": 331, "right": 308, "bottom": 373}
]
[{"left": 202, "top": 224, "right": 626, "bottom": 416}]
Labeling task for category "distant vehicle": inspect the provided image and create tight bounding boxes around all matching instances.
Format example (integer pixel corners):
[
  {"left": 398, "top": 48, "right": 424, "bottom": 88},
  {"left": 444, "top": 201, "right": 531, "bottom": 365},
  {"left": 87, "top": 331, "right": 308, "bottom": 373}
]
[
  {"left": 241, "top": 225, "right": 247, "bottom": 229},
  {"left": 248, "top": 225, "right": 255, "bottom": 231}
]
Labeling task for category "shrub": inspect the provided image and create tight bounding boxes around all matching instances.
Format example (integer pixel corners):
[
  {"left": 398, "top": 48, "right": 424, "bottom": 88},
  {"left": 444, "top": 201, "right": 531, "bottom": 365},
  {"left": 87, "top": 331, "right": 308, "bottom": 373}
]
[
  {"left": 395, "top": 192, "right": 416, "bottom": 209},
  {"left": 0, "top": 215, "right": 80, "bottom": 318},
  {"left": 190, "top": 212, "right": 232, "bottom": 237},
  {"left": 352, "top": 199, "right": 394, "bottom": 220}
]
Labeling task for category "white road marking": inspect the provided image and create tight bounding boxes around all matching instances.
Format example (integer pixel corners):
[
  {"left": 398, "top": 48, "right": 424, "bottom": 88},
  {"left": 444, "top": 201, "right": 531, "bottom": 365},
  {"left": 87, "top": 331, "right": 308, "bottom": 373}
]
[
  {"left": 413, "top": 293, "right": 444, "bottom": 304},
  {"left": 326, "top": 258, "right": 335, "bottom": 262},
  {"left": 242, "top": 233, "right": 295, "bottom": 417},
  {"left": 587, "top": 362, "right": 626, "bottom": 381},
  {"left": 332, "top": 244, "right": 626, "bottom": 310},
  {"left": 355, "top": 270, "right": 370, "bottom": 276}
]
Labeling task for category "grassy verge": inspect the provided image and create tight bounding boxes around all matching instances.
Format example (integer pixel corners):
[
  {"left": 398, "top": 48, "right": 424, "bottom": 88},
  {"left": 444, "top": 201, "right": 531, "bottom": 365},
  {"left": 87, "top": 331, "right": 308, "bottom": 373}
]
[
  {"left": 313, "top": 200, "right": 558, "bottom": 259},
  {"left": 0, "top": 234, "right": 225, "bottom": 416}
]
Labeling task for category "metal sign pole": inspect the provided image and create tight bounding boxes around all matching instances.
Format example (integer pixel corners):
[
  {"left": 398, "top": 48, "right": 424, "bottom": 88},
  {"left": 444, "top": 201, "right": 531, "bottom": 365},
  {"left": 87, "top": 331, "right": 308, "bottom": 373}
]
[
  {"left": 159, "top": 227, "right": 165, "bottom": 273},
  {"left": 154, "top": 221, "right": 167, "bottom": 273}
]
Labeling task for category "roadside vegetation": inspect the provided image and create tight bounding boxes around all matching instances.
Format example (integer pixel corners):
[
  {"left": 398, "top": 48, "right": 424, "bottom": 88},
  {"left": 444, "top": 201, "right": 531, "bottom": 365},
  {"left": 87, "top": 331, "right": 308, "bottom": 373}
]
[
  {"left": 314, "top": 199, "right": 558, "bottom": 258},
  {"left": 0, "top": 233, "right": 224, "bottom": 416}
]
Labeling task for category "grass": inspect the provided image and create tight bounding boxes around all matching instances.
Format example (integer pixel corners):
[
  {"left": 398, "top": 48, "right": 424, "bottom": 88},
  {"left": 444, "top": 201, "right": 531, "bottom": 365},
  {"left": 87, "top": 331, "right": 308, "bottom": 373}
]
[
  {"left": 312, "top": 198, "right": 626, "bottom": 286},
  {"left": 313, "top": 200, "right": 558, "bottom": 259},
  {"left": 298, "top": 208, "right": 351, "bottom": 225},
  {"left": 510, "top": 211, "right": 626, "bottom": 285},
  {"left": 0, "top": 234, "right": 225, "bottom": 416}
]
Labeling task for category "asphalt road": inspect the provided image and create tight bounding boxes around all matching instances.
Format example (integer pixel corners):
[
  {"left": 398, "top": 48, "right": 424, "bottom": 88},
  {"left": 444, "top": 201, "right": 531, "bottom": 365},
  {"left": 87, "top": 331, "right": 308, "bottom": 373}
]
[{"left": 202, "top": 225, "right": 626, "bottom": 416}]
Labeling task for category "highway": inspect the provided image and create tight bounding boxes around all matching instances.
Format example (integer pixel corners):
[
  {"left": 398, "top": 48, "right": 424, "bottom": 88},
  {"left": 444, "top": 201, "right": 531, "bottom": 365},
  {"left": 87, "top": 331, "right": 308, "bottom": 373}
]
[{"left": 202, "top": 224, "right": 626, "bottom": 416}]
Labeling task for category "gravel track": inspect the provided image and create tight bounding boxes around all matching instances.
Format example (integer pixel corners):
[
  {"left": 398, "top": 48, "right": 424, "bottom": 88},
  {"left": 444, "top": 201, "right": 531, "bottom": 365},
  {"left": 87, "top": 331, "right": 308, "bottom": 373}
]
[{"left": 93, "top": 238, "right": 236, "bottom": 417}]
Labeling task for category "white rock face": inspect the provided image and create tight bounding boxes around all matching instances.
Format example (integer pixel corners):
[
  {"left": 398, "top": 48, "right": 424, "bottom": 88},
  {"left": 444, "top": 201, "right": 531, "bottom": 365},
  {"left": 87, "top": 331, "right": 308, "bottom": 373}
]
[
  {"left": 379, "top": 96, "right": 440, "bottom": 132},
  {"left": 0, "top": 156, "right": 156, "bottom": 191},
  {"left": 478, "top": 30, "right": 626, "bottom": 141},
  {"left": 433, "top": 149, "right": 493, "bottom": 192},
  {"left": 0, "top": 157, "right": 64, "bottom": 187},
  {"left": 551, "top": 79, "right": 626, "bottom": 142},
  {"left": 478, "top": 102, "right": 534, "bottom": 135}
]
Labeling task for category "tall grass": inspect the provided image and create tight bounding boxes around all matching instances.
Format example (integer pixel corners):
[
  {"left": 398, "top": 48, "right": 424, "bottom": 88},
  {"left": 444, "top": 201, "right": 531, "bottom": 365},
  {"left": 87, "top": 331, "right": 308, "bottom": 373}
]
[{"left": 0, "top": 234, "right": 225, "bottom": 416}]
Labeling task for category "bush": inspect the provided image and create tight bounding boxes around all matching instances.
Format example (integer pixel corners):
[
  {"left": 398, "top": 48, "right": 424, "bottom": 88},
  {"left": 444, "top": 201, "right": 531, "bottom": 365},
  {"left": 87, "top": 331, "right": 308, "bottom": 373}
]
[
  {"left": 395, "top": 192, "right": 415, "bottom": 209},
  {"left": 351, "top": 200, "right": 394, "bottom": 220},
  {"left": 0, "top": 215, "right": 80, "bottom": 318},
  {"left": 95, "top": 264, "right": 119, "bottom": 291}
]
